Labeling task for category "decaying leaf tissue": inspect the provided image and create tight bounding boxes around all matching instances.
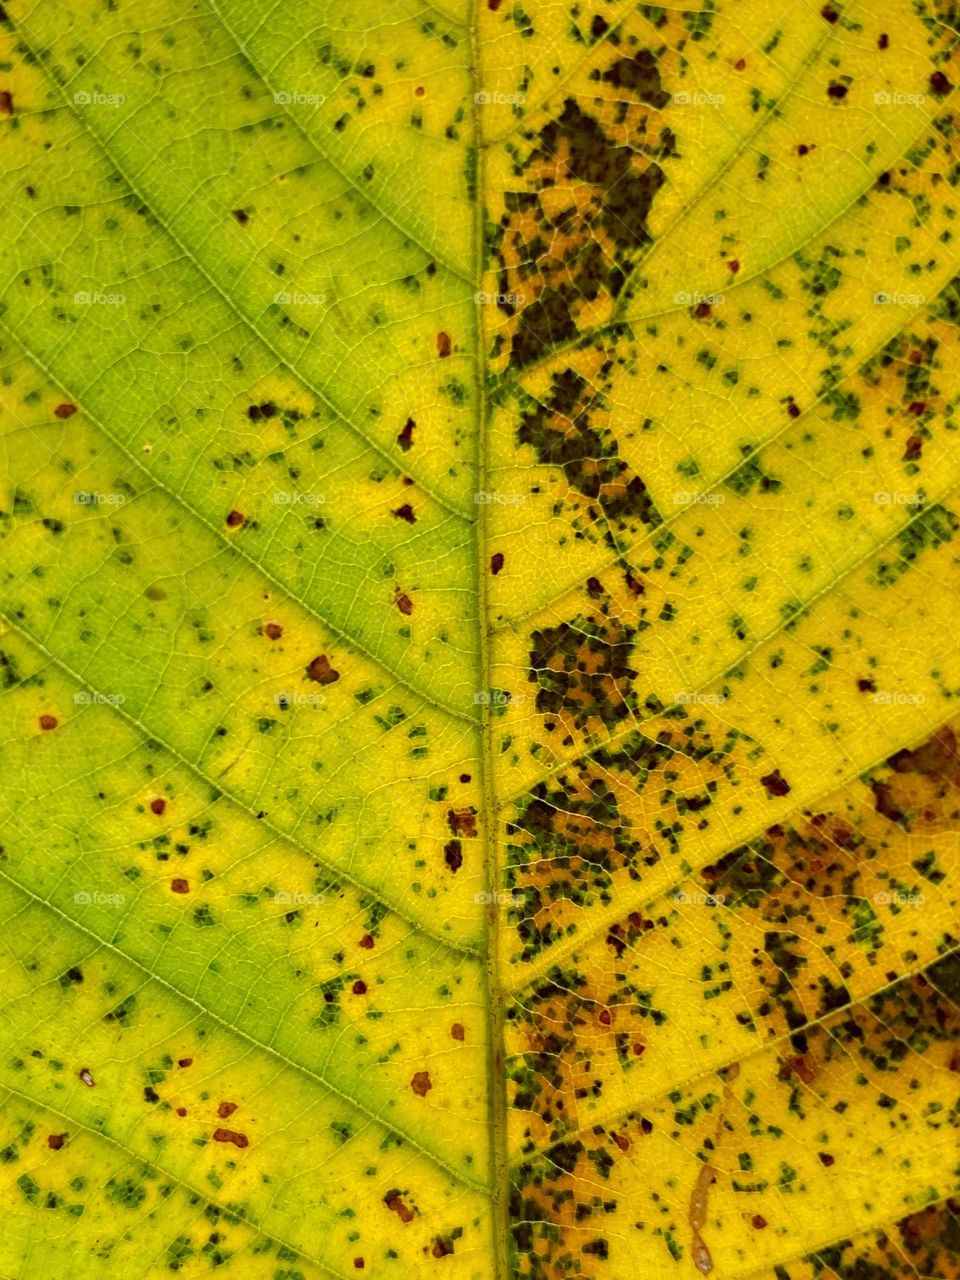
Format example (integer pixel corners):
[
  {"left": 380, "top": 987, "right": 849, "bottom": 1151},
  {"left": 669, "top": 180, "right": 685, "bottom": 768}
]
[{"left": 1, "top": 1, "right": 959, "bottom": 1277}]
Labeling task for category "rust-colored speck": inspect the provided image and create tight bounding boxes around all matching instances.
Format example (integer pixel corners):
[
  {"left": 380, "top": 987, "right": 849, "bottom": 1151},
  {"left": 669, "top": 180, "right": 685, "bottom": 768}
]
[
  {"left": 392, "top": 503, "right": 416, "bottom": 523},
  {"left": 411, "top": 1071, "right": 432, "bottom": 1097},
  {"left": 491, "top": 552, "right": 504, "bottom": 575},
  {"left": 352, "top": 980, "right": 367, "bottom": 995},
  {"left": 359, "top": 934, "right": 375, "bottom": 949},
  {"left": 226, "top": 510, "right": 245, "bottom": 527},
  {"left": 396, "top": 593, "right": 414, "bottom": 615},
  {"left": 306, "top": 654, "right": 340, "bottom": 684},
  {"left": 436, "top": 332, "right": 452, "bottom": 358},
  {"left": 178, "top": 1057, "right": 193, "bottom": 1069},
  {"left": 264, "top": 622, "right": 283, "bottom": 640},
  {"left": 150, "top": 797, "right": 167, "bottom": 815},
  {"left": 39, "top": 715, "right": 58, "bottom": 731},
  {"left": 54, "top": 403, "right": 78, "bottom": 419},
  {"left": 217, "top": 1101, "right": 237, "bottom": 1118},
  {"left": 213, "top": 1127, "right": 248, "bottom": 1147},
  {"left": 0, "top": 91, "right": 12, "bottom": 116},
  {"left": 170, "top": 878, "right": 189, "bottom": 894},
  {"left": 451, "top": 1023, "right": 465, "bottom": 1041},
  {"left": 47, "top": 1133, "right": 66, "bottom": 1150},
  {"left": 385, "top": 1190, "right": 415, "bottom": 1223},
  {"left": 398, "top": 417, "right": 415, "bottom": 451}
]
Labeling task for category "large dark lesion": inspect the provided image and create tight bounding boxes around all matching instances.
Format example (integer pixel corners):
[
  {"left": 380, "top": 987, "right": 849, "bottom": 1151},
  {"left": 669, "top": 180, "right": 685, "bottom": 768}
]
[{"left": 518, "top": 368, "right": 662, "bottom": 536}]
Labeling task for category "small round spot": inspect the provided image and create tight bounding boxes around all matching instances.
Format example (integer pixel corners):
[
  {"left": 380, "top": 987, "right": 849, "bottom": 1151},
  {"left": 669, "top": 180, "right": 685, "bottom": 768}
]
[
  {"left": 170, "top": 878, "right": 190, "bottom": 894},
  {"left": 39, "top": 714, "right": 58, "bottom": 731},
  {"left": 226, "top": 510, "right": 245, "bottom": 527},
  {"left": 150, "top": 797, "right": 167, "bottom": 815},
  {"left": 54, "top": 403, "right": 78, "bottom": 420}
]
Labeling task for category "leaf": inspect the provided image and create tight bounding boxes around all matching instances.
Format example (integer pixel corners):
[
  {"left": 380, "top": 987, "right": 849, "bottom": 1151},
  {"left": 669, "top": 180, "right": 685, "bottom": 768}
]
[{"left": 1, "top": 1, "right": 959, "bottom": 1277}]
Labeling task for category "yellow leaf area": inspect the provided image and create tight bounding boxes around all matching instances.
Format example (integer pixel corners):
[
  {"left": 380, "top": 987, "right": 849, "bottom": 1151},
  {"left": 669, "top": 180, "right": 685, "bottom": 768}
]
[{"left": 1, "top": 0, "right": 960, "bottom": 1279}]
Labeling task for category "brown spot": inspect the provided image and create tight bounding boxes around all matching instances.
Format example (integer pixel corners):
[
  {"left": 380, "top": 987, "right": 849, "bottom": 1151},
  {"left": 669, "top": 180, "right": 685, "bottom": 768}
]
[
  {"left": 930, "top": 71, "right": 952, "bottom": 97},
  {"left": 414, "top": 85, "right": 425, "bottom": 97},
  {"left": 359, "top": 934, "right": 375, "bottom": 949},
  {"left": 396, "top": 592, "right": 414, "bottom": 616},
  {"left": 176, "top": 1106, "right": 188, "bottom": 1117},
  {"left": 411, "top": 1071, "right": 432, "bottom": 1096},
  {"left": 451, "top": 1023, "right": 465, "bottom": 1041},
  {"left": 818, "top": 1152, "right": 835, "bottom": 1166},
  {"left": 170, "top": 878, "right": 190, "bottom": 894},
  {"left": 689, "top": 1162, "right": 716, "bottom": 1274},
  {"left": 488, "top": 0, "right": 502, "bottom": 8},
  {"left": 432, "top": 1240, "right": 451, "bottom": 1258},
  {"left": 751, "top": 1215, "right": 767, "bottom": 1229},
  {"left": 78, "top": 1068, "right": 95, "bottom": 1087},
  {"left": 734, "top": 58, "right": 746, "bottom": 71},
  {"left": 217, "top": 1101, "right": 237, "bottom": 1118},
  {"left": 0, "top": 90, "right": 12, "bottom": 116},
  {"left": 264, "top": 622, "right": 283, "bottom": 640},
  {"left": 306, "top": 654, "right": 340, "bottom": 684},
  {"left": 820, "top": 4, "right": 839, "bottom": 21},
  {"left": 904, "top": 435, "right": 923, "bottom": 461},
  {"left": 447, "top": 808, "right": 477, "bottom": 837},
  {"left": 727, "top": 259, "right": 741, "bottom": 274},
  {"left": 354, "top": 1262, "right": 365, "bottom": 1271},
  {"left": 213, "top": 1127, "right": 248, "bottom": 1148},
  {"left": 39, "top": 715, "right": 58, "bottom": 731},
  {"left": 779, "top": 1053, "right": 817, "bottom": 1084},
  {"left": 232, "top": 209, "right": 249, "bottom": 224},
  {"left": 444, "top": 840, "right": 463, "bottom": 872},
  {"left": 858, "top": 677, "right": 877, "bottom": 693},
  {"left": 352, "top": 980, "right": 367, "bottom": 995},
  {"left": 150, "top": 797, "right": 167, "bottom": 815},
  {"left": 491, "top": 552, "right": 504, "bottom": 575},
  {"left": 613, "top": 1132, "right": 630, "bottom": 1151},
  {"left": 178, "top": 1057, "right": 193, "bottom": 1068},
  {"left": 787, "top": 402, "right": 801, "bottom": 418},
  {"left": 47, "top": 1133, "right": 66, "bottom": 1150},
  {"left": 397, "top": 417, "right": 415, "bottom": 451},
  {"left": 226, "top": 510, "right": 245, "bottom": 527},
  {"left": 392, "top": 503, "right": 416, "bottom": 523},
  {"left": 760, "top": 769, "right": 791, "bottom": 797},
  {"left": 827, "top": 81, "right": 849, "bottom": 100},
  {"left": 385, "top": 1190, "right": 415, "bottom": 1223},
  {"left": 694, "top": 302, "right": 712, "bottom": 319},
  {"left": 54, "top": 403, "right": 78, "bottom": 419},
  {"left": 436, "top": 332, "right": 452, "bottom": 358},
  {"left": 878, "top": 33, "right": 889, "bottom": 49}
]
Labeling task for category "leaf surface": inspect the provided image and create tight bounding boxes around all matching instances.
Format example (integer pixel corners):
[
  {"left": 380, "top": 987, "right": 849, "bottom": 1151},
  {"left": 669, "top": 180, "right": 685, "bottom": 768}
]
[{"left": 1, "top": 1, "right": 960, "bottom": 1277}]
